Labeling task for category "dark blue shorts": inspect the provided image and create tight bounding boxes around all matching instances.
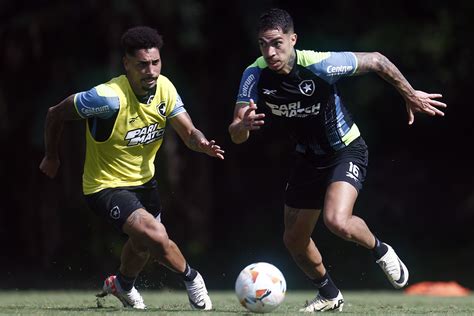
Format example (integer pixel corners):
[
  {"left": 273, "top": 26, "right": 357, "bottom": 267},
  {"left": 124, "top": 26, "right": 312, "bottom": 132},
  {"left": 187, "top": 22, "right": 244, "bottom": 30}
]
[
  {"left": 285, "top": 137, "right": 368, "bottom": 210},
  {"left": 84, "top": 179, "right": 161, "bottom": 232}
]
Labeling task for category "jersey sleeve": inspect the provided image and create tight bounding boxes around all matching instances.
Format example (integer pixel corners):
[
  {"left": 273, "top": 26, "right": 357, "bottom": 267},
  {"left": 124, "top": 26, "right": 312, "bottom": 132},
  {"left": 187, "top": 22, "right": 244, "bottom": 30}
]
[
  {"left": 168, "top": 93, "right": 187, "bottom": 118},
  {"left": 236, "top": 63, "right": 262, "bottom": 104},
  {"left": 303, "top": 51, "right": 358, "bottom": 85},
  {"left": 74, "top": 84, "right": 120, "bottom": 119}
]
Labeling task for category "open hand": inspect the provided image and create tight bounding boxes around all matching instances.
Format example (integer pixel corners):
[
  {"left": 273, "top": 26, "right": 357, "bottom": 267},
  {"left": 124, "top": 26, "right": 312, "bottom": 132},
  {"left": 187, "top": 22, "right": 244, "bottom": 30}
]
[
  {"left": 406, "top": 90, "right": 447, "bottom": 125},
  {"left": 198, "top": 140, "right": 225, "bottom": 160},
  {"left": 241, "top": 99, "right": 265, "bottom": 131}
]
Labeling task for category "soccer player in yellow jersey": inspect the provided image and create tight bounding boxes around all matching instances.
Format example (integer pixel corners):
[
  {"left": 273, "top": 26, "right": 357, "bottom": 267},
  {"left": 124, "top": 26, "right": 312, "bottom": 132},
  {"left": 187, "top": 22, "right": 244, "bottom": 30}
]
[{"left": 39, "top": 26, "right": 223, "bottom": 310}]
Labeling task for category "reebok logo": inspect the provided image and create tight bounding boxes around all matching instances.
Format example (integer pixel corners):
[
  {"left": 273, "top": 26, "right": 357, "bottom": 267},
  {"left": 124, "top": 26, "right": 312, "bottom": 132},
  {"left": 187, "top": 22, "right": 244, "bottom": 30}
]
[{"left": 263, "top": 88, "right": 277, "bottom": 95}]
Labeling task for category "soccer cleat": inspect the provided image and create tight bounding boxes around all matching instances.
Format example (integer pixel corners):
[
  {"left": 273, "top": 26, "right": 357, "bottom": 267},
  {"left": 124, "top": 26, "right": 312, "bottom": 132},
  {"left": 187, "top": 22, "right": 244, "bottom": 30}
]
[
  {"left": 184, "top": 272, "right": 212, "bottom": 310},
  {"left": 299, "top": 291, "right": 344, "bottom": 312},
  {"left": 376, "top": 243, "right": 409, "bottom": 289},
  {"left": 96, "top": 275, "right": 146, "bottom": 309}
]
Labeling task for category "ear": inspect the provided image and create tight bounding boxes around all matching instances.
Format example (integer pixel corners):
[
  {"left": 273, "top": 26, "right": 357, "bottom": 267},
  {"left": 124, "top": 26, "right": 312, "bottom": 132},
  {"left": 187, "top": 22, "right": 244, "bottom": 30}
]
[
  {"left": 122, "top": 56, "right": 129, "bottom": 71},
  {"left": 290, "top": 33, "right": 297, "bottom": 46}
]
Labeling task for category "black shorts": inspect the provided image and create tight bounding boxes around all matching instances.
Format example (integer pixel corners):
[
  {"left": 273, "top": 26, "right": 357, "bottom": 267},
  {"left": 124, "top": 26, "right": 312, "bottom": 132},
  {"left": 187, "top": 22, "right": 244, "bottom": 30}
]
[
  {"left": 84, "top": 179, "right": 162, "bottom": 232},
  {"left": 285, "top": 137, "right": 368, "bottom": 210}
]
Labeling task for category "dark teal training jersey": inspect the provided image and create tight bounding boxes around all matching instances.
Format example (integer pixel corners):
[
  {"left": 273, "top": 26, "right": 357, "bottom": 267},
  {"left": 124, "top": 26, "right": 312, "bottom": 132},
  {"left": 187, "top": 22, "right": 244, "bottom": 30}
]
[{"left": 236, "top": 49, "right": 360, "bottom": 154}]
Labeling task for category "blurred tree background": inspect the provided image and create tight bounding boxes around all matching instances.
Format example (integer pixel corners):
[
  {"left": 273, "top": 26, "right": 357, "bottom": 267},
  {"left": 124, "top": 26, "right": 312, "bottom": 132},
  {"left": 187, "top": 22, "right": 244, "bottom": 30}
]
[{"left": 1, "top": 0, "right": 473, "bottom": 291}]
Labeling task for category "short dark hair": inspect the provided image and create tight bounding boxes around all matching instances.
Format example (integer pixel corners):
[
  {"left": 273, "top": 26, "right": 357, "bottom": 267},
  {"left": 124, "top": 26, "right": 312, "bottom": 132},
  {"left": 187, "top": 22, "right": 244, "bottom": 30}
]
[
  {"left": 120, "top": 26, "right": 164, "bottom": 56},
  {"left": 257, "top": 8, "right": 294, "bottom": 34}
]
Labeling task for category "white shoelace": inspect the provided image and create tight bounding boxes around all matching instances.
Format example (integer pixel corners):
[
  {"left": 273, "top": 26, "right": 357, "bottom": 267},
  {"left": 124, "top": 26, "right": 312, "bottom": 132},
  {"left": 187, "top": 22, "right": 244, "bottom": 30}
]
[{"left": 380, "top": 251, "right": 400, "bottom": 277}]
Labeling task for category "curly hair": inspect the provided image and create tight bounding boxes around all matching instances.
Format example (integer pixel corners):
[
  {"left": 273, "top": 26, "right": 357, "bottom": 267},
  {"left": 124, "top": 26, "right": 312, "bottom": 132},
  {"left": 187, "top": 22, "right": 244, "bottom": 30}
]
[
  {"left": 120, "top": 26, "right": 164, "bottom": 56},
  {"left": 257, "top": 8, "right": 294, "bottom": 34}
]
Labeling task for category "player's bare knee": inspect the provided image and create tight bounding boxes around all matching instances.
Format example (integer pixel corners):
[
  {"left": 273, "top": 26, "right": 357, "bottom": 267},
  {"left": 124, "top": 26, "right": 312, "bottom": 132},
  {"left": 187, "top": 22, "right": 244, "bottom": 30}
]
[
  {"left": 126, "top": 211, "right": 169, "bottom": 248},
  {"left": 324, "top": 215, "right": 352, "bottom": 239},
  {"left": 142, "top": 221, "right": 169, "bottom": 250}
]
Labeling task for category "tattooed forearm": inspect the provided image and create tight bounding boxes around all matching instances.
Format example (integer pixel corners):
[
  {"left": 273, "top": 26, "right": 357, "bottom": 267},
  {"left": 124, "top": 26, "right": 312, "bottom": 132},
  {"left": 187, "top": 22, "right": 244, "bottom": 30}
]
[
  {"left": 188, "top": 129, "right": 207, "bottom": 152},
  {"left": 354, "top": 52, "right": 415, "bottom": 99}
]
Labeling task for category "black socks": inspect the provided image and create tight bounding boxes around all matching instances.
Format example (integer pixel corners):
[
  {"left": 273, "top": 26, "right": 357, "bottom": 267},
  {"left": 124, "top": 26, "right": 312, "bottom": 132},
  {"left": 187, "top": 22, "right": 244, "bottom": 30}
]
[
  {"left": 180, "top": 263, "right": 198, "bottom": 282},
  {"left": 372, "top": 237, "right": 389, "bottom": 260},
  {"left": 117, "top": 272, "right": 136, "bottom": 291},
  {"left": 116, "top": 263, "right": 197, "bottom": 291},
  {"left": 312, "top": 272, "right": 339, "bottom": 299}
]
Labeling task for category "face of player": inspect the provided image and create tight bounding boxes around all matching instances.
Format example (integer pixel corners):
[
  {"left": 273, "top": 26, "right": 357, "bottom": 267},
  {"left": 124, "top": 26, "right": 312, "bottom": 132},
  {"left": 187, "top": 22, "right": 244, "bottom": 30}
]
[
  {"left": 123, "top": 47, "right": 162, "bottom": 96},
  {"left": 258, "top": 27, "right": 297, "bottom": 74}
]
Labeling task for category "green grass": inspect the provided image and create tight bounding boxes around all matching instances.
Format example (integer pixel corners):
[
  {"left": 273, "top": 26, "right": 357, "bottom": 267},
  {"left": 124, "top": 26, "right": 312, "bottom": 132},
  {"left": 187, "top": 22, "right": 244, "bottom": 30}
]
[{"left": 0, "top": 290, "right": 473, "bottom": 315}]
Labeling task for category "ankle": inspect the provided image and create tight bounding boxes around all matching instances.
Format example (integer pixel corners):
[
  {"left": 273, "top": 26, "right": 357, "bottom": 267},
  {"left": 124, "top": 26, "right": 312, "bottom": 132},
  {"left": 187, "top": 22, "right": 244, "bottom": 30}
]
[
  {"left": 117, "top": 272, "right": 136, "bottom": 291},
  {"left": 311, "top": 272, "right": 339, "bottom": 299},
  {"left": 180, "top": 263, "right": 198, "bottom": 282},
  {"left": 372, "top": 237, "right": 388, "bottom": 259}
]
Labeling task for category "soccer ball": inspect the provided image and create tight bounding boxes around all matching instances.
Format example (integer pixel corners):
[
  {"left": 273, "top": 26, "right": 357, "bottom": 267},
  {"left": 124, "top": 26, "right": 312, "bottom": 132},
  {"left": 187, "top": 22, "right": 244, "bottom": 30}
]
[{"left": 235, "top": 262, "right": 286, "bottom": 313}]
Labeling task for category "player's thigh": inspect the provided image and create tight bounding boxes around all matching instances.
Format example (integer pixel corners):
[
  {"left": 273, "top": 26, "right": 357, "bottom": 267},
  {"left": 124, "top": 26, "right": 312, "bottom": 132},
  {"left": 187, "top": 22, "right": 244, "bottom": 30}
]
[
  {"left": 135, "top": 185, "right": 162, "bottom": 220},
  {"left": 323, "top": 181, "right": 358, "bottom": 223},
  {"left": 323, "top": 158, "right": 367, "bottom": 220},
  {"left": 123, "top": 208, "right": 168, "bottom": 242},
  {"left": 285, "top": 153, "right": 327, "bottom": 210},
  {"left": 84, "top": 188, "right": 151, "bottom": 232}
]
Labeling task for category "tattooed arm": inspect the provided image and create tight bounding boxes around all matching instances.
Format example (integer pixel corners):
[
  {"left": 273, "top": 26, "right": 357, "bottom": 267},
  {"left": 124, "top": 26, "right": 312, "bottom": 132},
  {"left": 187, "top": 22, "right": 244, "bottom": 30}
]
[
  {"left": 169, "top": 112, "right": 224, "bottom": 159},
  {"left": 353, "top": 52, "right": 446, "bottom": 124}
]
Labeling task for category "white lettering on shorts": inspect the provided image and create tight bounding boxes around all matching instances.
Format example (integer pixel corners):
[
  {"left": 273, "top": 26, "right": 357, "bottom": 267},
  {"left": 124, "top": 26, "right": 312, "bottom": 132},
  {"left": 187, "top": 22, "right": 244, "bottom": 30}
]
[{"left": 346, "top": 161, "right": 360, "bottom": 182}]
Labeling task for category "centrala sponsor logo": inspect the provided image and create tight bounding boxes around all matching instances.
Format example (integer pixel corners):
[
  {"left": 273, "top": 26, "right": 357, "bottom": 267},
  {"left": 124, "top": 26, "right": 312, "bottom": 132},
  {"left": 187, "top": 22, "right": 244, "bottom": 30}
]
[
  {"left": 81, "top": 105, "right": 110, "bottom": 116},
  {"left": 124, "top": 123, "right": 165, "bottom": 146},
  {"left": 326, "top": 65, "right": 354, "bottom": 76},
  {"left": 239, "top": 74, "right": 256, "bottom": 98},
  {"left": 265, "top": 101, "right": 321, "bottom": 118}
]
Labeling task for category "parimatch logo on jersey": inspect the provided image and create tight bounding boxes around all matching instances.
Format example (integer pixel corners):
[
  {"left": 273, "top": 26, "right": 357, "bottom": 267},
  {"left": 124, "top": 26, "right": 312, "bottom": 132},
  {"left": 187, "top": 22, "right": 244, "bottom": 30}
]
[
  {"left": 265, "top": 101, "right": 321, "bottom": 118},
  {"left": 124, "top": 123, "right": 165, "bottom": 146}
]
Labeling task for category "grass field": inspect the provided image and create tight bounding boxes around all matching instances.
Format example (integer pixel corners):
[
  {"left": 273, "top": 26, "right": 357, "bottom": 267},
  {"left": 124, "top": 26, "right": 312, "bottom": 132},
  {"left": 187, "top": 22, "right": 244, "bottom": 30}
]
[{"left": 0, "top": 290, "right": 473, "bottom": 315}]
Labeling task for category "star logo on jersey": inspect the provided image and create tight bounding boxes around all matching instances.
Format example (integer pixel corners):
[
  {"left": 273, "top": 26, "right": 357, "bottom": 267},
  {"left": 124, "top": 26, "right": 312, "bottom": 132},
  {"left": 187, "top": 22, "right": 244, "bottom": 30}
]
[
  {"left": 156, "top": 101, "right": 166, "bottom": 117},
  {"left": 298, "top": 80, "right": 315, "bottom": 96},
  {"left": 109, "top": 206, "right": 120, "bottom": 219}
]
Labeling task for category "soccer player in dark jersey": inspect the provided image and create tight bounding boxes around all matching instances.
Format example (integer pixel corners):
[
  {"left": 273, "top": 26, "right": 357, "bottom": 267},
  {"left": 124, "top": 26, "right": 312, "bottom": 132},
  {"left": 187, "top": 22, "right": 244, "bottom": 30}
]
[
  {"left": 39, "top": 26, "right": 223, "bottom": 310},
  {"left": 229, "top": 8, "right": 446, "bottom": 312}
]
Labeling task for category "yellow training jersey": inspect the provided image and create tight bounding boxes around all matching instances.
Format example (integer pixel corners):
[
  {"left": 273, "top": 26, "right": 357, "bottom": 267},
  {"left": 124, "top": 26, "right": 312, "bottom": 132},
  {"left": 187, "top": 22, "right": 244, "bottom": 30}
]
[{"left": 74, "top": 74, "right": 184, "bottom": 194}]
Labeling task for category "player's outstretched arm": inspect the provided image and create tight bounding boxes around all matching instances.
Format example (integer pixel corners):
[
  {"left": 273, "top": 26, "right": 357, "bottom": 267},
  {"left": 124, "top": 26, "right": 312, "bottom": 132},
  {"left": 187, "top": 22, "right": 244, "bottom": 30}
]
[
  {"left": 39, "top": 94, "right": 82, "bottom": 178},
  {"left": 228, "top": 99, "right": 265, "bottom": 144},
  {"left": 353, "top": 52, "right": 447, "bottom": 125},
  {"left": 169, "top": 112, "right": 224, "bottom": 160}
]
